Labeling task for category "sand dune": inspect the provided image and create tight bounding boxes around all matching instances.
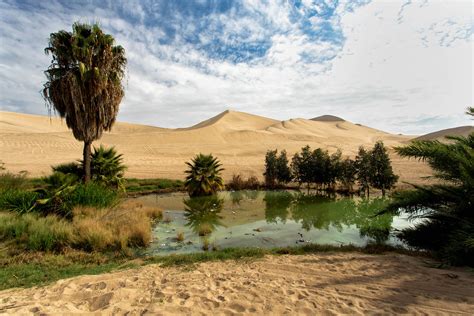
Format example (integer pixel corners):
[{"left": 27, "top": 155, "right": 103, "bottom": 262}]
[
  {"left": 0, "top": 110, "right": 432, "bottom": 183},
  {"left": 1, "top": 253, "right": 473, "bottom": 314},
  {"left": 415, "top": 125, "right": 474, "bottom": 141}
]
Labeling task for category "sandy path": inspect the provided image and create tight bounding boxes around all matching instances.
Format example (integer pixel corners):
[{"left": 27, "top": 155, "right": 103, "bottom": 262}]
[{"left": 1, "top": 253, "right": 473, "bottom": 315}]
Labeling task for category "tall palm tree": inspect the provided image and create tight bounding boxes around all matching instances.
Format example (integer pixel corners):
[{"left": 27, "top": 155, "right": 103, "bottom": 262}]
[
  {"left": 184, "top": 154, "right": 224, "bottom": 197},
  {"left": 43, "top": 22, "right": 126, "bottom": 182}
]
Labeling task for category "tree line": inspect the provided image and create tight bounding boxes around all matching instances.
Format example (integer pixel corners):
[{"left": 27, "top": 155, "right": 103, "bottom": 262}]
[{"left": 264, "top": 141, "right": 398, "bottom": 196}]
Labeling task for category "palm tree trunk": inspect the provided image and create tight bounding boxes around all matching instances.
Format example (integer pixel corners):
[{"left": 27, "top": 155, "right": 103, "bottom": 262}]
[{"left": 83, "top": 140, "right": 92, "bottom": 183}]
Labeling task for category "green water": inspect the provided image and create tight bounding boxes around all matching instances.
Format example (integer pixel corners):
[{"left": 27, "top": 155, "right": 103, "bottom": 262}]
[{"left": 135, "top": 191, "right": 413, "bottom": 255}]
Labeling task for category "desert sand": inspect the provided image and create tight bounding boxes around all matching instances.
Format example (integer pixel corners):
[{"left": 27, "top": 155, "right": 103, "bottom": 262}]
[
  {"left": 1, "top": 253, "right": 473, "bottom": 314},
  {"left": 0, "top": 110, "right": 433, "bottom": 184}
]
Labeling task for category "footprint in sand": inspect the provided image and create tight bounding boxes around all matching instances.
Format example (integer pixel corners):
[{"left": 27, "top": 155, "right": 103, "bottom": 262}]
[{"left": 87, "top": 292, "right": 114, "bottom": 312}]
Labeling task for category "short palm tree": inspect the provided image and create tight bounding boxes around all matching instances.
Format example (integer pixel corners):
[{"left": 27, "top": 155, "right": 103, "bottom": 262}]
[
  {"left": 184, "top": 154, "right": 224, "bottom": 197},
  {"left": 88, "top": 145, "right": 126, "bottom": 189},
  {"left": 43, "top": 22, "right": 126, "bottom": 182}
]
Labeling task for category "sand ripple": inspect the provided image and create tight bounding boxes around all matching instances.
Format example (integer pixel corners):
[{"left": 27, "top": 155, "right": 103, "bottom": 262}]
[{"left": 1, "top": 253, "right": 473, "bottom": 315}]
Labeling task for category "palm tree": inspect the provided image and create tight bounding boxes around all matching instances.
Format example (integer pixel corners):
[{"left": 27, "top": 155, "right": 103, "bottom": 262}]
[
  {"left": 88, "top": 145, "right": 127, "bottom": 189},
  {"left": 184, "top": 154, "right": 224, "bottom": 197},
  {"left": 467, "top": 106, "right": 474, "bottom": 117},
  {"left": 43, "top": 22, "right": 126, "bottom": 182},
  {"left": 381, "top": 132, "right": 474, "bottom": 265}
]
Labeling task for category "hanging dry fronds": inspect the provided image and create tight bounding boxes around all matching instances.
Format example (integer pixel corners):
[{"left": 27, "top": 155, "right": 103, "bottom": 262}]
[{"left": 43, "top": 22, "right": 126, "bottom": 143}]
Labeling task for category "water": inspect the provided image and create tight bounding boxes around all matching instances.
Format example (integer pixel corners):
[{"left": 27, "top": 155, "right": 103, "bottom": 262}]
[{"left": 134, "top": 191, "right": 414, "bottom": 255}]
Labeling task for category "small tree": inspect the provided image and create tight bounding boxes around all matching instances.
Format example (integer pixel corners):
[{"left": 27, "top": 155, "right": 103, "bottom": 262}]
[
  {"left": 264, "top": 149, "right": 278, "bottom": 188},
  {"left": 339, "top": 157, "right": 357, "bottom": 192},
  {"left": 369, "top": 141, "right": 398, "bottom": 196},
  {"left": 276, "top": 150, "right": 292, "bottom": 185},
  {"left": 328, "top": 150, "right": 342, "bottom": 190},
  {"left": 291, "top": 146, "right": 314, "bottom": 191},
  {"left": 355, "top": 146, "right": 371, "bottom": 197}
]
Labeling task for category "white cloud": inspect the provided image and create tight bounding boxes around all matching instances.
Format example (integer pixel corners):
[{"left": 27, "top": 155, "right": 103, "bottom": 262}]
[{"left": 0, "top": 0, "right": 472, "bottom": 135}]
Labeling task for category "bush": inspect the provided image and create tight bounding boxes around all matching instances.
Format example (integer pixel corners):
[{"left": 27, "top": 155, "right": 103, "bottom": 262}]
[
  {"left": 227, "top": 174, "right": 261, "bottom": 191},
  {"left": 68, "top": 183, "right": 118, "bottom": 209},
  {"left": 0, "top": 189, "right": 38, "bottom": 214},
  {"left": 51, "top": 162, "right": 82, "bottom": 177}
]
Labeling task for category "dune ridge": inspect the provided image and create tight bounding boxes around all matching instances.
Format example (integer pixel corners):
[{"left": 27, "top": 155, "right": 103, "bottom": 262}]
[{"left": 1, "top": 110, "right": 432, "bottom": 183}]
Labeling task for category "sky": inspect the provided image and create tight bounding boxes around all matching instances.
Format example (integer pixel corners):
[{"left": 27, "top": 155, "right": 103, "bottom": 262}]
[{"left": 0, "top": 0, "right": 472, "bottom": 135}]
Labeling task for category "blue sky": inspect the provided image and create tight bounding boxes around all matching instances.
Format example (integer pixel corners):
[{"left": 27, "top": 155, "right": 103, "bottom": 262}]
[{"left": 0, "top": 0, "right": 472, "bottom": 134}]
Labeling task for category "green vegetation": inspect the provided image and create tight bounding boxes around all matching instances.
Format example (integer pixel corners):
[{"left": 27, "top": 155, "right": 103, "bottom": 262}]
[
  {"left": 0, "top": 199, "right": 161, "bottom": 253},
  {"left": 89, "top": 145, "right": 127, "bottom": 189},
  {"left": 43, "top": 22, "right": 126, "bottom": 182},
  {"left": 125, "top": 178, "right": 184, "bottom": 194},
  {"left": 184, "top": 154, "right": 224, "bottom": 197},
  {"left": 367, "top": 141, "right": 399, "bottom": 196},
  {"left": 264, "top": 142, "right": 398, "bottom": 196},
  {"left": 467, "top": 106, "right": 473, "bottom": 117},
  {"left": 264, "top": 149, "right": 292, "bottom": 188},
  {"left": 52, "top": 145, "right": 127, "bottom": 189},
  {"left": 382, "top": 129, "right": 474, "bottom": 266}
]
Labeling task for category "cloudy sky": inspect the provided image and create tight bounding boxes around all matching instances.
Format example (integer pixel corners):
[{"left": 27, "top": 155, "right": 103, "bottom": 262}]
[{"left": 0, "top": 0, "right": 472, "bottom": 134}]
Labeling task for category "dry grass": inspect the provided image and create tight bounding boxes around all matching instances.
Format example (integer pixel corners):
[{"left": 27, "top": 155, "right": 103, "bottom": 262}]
[
  {"left": 176, "top": 232, "right": 184, "bottom": 242},
  {"left": 72, "top": 200, "right": 162, "bottom": 251}
]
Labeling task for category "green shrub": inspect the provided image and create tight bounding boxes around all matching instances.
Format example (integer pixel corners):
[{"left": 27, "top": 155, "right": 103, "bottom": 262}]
[
  {"left": 51, "top": 162, "right": 82, "bottom": 177},
  {"left": 0, "top": 189, "right": 38, "bottom": 214},
  {"left": 68, "top": 183, "right": 118, "bottom": 209}
]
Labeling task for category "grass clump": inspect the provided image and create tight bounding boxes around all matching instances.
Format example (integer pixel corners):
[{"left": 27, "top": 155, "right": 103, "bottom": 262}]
[
  {"left": 72, "top": 200, "right": 161, "bottom": 251},
  {"left": 0, "top": 199, "right": 161, "bottom": 253},
  {"left": 0, "top": 213, "right": 74, "bottom": 251}
]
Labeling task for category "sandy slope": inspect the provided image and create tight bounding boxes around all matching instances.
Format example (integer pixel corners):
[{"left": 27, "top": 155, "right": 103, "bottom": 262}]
[
  {"left": 415, "top": 125, "right": 474, "bottom": 141},
  {"left": 1, "top": 253, "right": 473, "bottom": 315},
  {"left": 0, "top": 110, "right": 432, "bottom": 183}
]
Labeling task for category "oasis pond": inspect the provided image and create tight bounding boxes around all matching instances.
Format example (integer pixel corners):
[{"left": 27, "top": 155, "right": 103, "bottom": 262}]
[{"left": 135, "top": 191, "right": 414, "bottom": 255}]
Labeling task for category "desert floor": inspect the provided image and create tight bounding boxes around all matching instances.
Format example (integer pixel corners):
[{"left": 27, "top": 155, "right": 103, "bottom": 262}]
[
  {"left": 1, "top": 253, "right": 473, "bottom": 315},
  {"left": 0, "top": 110, "right": 434, "bottom": 185}
]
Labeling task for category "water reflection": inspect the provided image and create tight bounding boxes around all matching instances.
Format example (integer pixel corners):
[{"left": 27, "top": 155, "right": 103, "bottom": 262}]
[
  {"left": 263, "top": 192, "right": 393, "bottom": 243},
  {"left": 184, "top": 196, "right": 224, "bottom": 236},
  {"left": 183, "top": 191, "right": 394, "bottom": 244}
]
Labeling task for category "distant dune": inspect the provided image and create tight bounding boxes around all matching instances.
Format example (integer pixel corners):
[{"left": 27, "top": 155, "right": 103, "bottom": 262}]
[
  {"left": 415, "top": 125, "right": 474, "bottom": 141},
  {"left": 311, "top": 115, "right": 345, "bottom": 122},
  {"left": 0, "top": 110, "right": 433, "bottom": 184}
]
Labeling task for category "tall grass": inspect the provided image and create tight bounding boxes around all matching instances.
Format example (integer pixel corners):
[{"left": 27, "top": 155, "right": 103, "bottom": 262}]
[
  {"left": 0, "top": 171, "right": 29, "bottom": 190},
  {"left": 0, "top": 213, "right": 74, "bottom": 251},
  {"left": 0, "top": 181, "right": 118, "bottom": 217},
  {"left": 0, "top": 199, "right": 162, "bottom": 252}
]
